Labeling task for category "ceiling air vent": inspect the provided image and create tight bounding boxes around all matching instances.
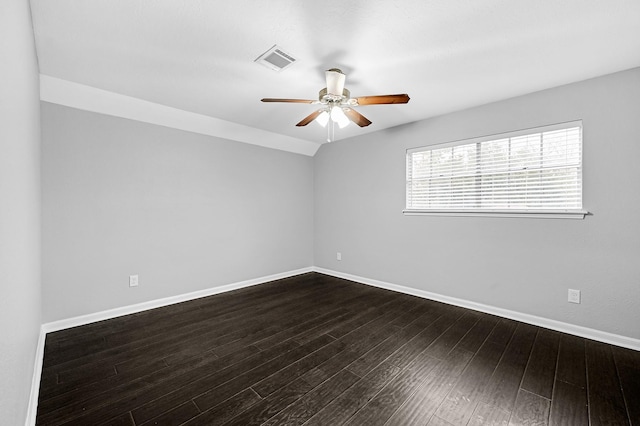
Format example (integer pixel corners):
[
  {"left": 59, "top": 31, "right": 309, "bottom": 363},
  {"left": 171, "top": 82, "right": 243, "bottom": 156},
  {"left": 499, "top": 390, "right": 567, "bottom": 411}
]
[{"left": 255, "top": 45, "right": 296, "bottom": 72}]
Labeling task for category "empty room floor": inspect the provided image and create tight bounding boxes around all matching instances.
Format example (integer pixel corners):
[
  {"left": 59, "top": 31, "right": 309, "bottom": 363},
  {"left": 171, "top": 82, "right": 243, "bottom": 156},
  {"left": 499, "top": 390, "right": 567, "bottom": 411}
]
[{"left": 36, "top": 272, "right": 639, "bottom": 425}]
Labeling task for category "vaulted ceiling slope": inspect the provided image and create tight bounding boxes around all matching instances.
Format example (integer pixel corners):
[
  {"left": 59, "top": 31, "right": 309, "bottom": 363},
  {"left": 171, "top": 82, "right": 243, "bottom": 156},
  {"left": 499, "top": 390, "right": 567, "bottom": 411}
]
[{"left": 31, "top": 0, "right": 640, "bottom": 155}]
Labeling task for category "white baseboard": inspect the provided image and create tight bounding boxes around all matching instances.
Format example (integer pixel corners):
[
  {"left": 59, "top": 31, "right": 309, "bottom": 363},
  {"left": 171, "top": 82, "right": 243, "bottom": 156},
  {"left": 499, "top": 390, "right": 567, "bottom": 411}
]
[
  {"left": 42, "top": 267, "right": 313, "bottom": 334},
  {"left": 25, "top": 326, "right": 46, "bottom": 426},
  {"left": 312, "top": 267, "right": 640, "bottom": 351}
]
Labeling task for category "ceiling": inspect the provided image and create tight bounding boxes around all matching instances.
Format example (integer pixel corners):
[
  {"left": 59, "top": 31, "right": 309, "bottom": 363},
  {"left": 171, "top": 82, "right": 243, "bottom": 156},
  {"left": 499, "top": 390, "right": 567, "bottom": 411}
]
[{"left": 30, "top": 0, "right": 640, "bottom": 154}]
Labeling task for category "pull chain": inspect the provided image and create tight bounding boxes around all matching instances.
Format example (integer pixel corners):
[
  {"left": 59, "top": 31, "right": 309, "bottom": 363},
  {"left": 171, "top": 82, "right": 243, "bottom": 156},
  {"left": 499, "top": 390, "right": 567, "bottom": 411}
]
[{"left": 327, "top": 118, "right": 335, "bottom": 142}]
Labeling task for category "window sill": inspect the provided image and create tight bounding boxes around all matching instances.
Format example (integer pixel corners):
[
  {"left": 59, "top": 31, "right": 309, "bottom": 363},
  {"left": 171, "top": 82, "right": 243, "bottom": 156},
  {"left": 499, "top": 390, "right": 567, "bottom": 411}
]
[{"left": 402, "top": 209, "right": 589, "bottom": 219}]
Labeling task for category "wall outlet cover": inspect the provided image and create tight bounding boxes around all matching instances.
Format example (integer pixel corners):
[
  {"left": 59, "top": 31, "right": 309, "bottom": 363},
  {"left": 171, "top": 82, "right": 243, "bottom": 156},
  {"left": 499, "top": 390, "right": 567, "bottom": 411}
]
[
  {"left": 129, "top": 275, "right": 139, "bottom": 287},
  {"left": 568, "top": 289, "right": 580, "bottom": 304}
]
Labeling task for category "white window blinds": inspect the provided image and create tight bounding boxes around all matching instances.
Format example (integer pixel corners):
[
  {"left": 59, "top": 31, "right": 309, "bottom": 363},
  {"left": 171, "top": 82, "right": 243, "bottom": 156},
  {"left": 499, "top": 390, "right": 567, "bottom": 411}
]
[{"left": 406, "top": 122, "right": 583, "bottom": 215}]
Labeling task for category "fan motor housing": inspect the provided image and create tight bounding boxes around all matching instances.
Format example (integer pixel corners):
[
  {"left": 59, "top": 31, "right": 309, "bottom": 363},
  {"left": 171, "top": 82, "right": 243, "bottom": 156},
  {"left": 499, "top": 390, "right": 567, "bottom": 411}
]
[{"left": 319, "top": 87, "right": 350, "bottom": 103}]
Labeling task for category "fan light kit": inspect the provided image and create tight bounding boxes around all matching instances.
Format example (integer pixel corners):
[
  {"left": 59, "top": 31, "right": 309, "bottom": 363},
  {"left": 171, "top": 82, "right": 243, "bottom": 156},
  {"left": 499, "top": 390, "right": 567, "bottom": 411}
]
[{"left": 262, "top": 68, "right": 410, "bottom": 142}]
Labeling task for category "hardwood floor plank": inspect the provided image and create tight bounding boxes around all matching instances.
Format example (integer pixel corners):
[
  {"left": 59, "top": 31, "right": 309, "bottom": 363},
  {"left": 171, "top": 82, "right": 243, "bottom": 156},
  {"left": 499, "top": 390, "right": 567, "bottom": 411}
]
[
  {"left": 468, "top": 401, "right": 510, "bottom": 426},
  {"left": 433, "top": 340, "right": 508, "bottom": 425},
  {"left": 222, "top": 376, "right": 315, "bottom": 425},
  {"left": 132, "top": 336, "right": 330, "bottom": 425},
  {"left": 384, "top": 309, "right": 464, "bottom": 369},
  {"left": 426, "top": 415, "right": 456, "bottom": 426},
  {"left": 56, "top": 360, "right": 116, "bottom": 385},
  {"left": 343, "top": 352, "right": 442, "bottom": 426},
  {"left": 137, "top": 400, "right": 200, "bottom": 426},
  {"left": 548, "top": 379, "right": 588, "bottom": 426},
  {"left": 115, "top": 354, "right": 169, "bottom": 374},
  {"left": 422, "top": 312, "right": 480, "bottom": 360},
  {"left": 36, "top": 346, "right": 227, "bottom": 417},
  {"left": 42, "top": 339, "right": 301, "bottom": 426},
  {"left": 60, "top": 292, "right": 352, "bottom": 420},
  {"left": 322, "top": 298, "right": 409, "bottom": 340},
  {"left": 298, "top": 324, "right": 404, "bottom": 387},
  {"left": 98, "top": 412, "right": 135, "bottom": 426},
  {"left": 254, "top": 338, "right": 350, "bottom": 397},
  {"left": 385, "top": 346, "right": 473, "bottom": 426},
  {"left": 43, "top": 336, "right": 109, "bottom": 369},
  {"left": 508, "top": 389, "right": 550, "bottom": 426},
  {"left": 262, "top": 369, "right": 360, "bottom": 426},
  {"left": 37, "top": 344, "right": 260, "bottom": 425},
  {"left": 480, "top": 323, "right": 538, "bottom": 412},
  {"left": 303, "top": 360, "right": 403, "bottom": 426},
  {"left": 521, "top": 329, "right": 560, "bottom": 399},
  {"left": 486, "top": 319, "right": 518, "bottom": 346},
  {"left": 586, "top": 340, "right": 630, "bottom": 426},
  {"left": 389, "top": 298, "right": 436, "bottom": 328},
  {"left": 180, "top": 388, "right": 262, "bottom": 426},
  {"left": 251, "top": 307, "right": 353, "bottom": 351},
  {"left": 555, "top": 334, "right": 586, "bottom": 388},
  {"left": 200, "top": 291, "right": 360, "bottom": 359},
  {"left": 43, "top": 305, "right": 273, "bottom": 379},
  {"left": 248, "top": 309, "right": 401, "bottom": 400},
  {"left": 613, "top": 346, "right": 640, "bottom": 425},
  {"left": 455, "top": 315, "right": 500, "bottom": 354},
  {"left": 346, "top": 306, "right": 446, "bottom": 377},
  {"left": 291, "top": 310, "right": 366, "bottom": 345}
]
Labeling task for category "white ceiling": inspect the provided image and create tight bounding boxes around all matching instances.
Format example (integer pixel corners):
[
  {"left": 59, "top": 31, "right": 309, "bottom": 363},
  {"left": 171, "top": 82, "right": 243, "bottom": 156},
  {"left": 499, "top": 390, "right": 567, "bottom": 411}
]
[{"left": 30, "top": 0, "right": 640, "bottom": 153}]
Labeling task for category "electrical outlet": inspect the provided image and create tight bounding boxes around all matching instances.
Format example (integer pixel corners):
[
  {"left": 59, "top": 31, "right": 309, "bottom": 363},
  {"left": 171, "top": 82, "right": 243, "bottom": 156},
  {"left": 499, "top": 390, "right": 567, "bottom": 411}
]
[
  {"left": 336, "top": 252, "right": 342, "bottom": 261},
  {"left": 129, "top": 275, "right": 139, "bottom": 287},
  {"left": 568, "top": 289, "right": 580, "bottom": 304}
]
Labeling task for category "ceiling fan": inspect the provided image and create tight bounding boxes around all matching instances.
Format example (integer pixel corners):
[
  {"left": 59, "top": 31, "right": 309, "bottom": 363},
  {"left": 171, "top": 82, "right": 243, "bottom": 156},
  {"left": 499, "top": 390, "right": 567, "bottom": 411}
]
[{"left": 261, "top": 68, "right": 410, "bottom": 141}]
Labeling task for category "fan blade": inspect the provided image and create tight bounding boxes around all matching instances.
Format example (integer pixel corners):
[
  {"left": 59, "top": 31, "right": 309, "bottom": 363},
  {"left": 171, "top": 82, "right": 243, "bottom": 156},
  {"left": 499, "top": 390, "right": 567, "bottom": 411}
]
[
  {"left": 343, "top": 108, "right": 372, "bottom": 127},
  {"left": 296, "top": 110, "right": 323, "bottom": 127},
  {"left": 261, "top": 98, "right": 316, "bottom": 103},
  {"left": 355, "top": 94, "right": 410, "bottom": 105}
]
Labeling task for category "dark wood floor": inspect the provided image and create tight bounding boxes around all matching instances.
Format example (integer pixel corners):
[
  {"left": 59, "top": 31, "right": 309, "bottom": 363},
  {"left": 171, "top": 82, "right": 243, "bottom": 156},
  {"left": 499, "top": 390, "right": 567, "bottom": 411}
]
[{"left": 37, "top": 272, "right": 639, "bottom": 426}]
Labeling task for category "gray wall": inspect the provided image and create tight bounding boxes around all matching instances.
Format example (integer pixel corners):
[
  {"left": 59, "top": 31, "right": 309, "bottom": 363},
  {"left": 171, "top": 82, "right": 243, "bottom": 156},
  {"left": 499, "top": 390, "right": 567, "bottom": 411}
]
[
  {"left": 0, "top": 0, "right": 42, "bottom": 423},
  {"left": 42, "top": 103, "right": 314, "bottom": 322},
  {"left": 315, "top": 67, "right": 640, "bottom": 340}
]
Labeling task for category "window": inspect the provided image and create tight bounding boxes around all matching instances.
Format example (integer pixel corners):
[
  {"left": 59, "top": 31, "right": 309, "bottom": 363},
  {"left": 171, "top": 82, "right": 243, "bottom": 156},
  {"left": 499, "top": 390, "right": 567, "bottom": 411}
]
[{"left": 405, "top": 121, "right": 586, "bottom": 218}]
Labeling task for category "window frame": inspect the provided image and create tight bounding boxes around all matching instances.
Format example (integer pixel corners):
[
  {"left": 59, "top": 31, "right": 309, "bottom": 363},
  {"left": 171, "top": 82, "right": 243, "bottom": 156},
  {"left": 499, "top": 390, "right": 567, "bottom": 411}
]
[{"left": 404, "top": 121, "right": 588, "bottom": 219}]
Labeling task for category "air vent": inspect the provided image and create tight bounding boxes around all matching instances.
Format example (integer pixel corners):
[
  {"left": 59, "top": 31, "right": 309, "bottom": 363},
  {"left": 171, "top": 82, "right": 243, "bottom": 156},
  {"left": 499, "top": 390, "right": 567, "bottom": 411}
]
[{"left": 255, "top": 45, "right": 296, "bottom": 71}]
